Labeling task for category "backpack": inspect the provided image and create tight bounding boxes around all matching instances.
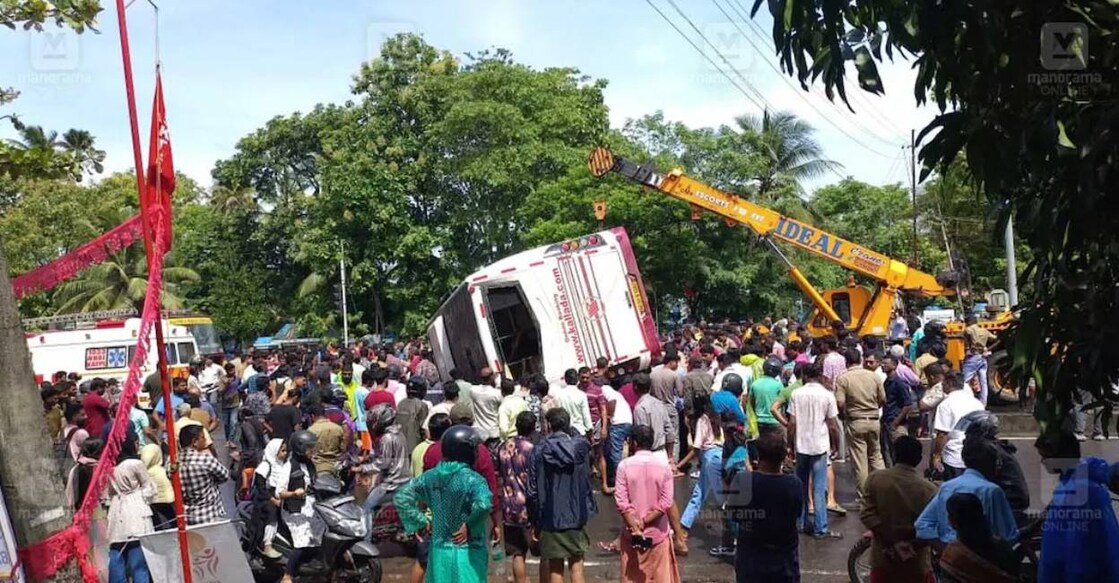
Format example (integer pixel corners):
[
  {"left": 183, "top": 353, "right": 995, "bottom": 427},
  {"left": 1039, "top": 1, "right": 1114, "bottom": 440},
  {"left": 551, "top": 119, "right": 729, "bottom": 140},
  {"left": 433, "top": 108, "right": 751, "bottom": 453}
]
[{"left": 54, "top": 427, "right": 80, "bottom": 477}]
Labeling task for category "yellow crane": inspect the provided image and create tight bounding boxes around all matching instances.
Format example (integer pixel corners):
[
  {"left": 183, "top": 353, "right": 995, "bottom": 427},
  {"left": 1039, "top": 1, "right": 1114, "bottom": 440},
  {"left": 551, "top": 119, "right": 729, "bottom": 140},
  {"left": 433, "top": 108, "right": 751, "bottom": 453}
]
[
  {"left": 587, "top": 147, "right": 1016, "bottom": 395},
  {"left": 587, "top": 147, "right": 966, "bottom": 337}
]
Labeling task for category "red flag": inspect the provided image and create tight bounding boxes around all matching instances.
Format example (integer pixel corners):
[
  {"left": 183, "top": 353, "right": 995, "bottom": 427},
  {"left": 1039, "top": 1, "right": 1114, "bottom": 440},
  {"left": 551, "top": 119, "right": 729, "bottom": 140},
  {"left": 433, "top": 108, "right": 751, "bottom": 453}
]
[{"left": 144, "top": 70, "right": 175, "bottom": 252}]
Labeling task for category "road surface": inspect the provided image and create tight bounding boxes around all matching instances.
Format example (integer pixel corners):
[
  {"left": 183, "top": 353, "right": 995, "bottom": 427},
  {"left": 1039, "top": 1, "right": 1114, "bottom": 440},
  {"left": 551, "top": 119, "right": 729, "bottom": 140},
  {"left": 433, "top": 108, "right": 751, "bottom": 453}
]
[
  {"left": 371, "top": 437, "right": 1119, "bottom": 583},
  {"left": 209, "top": 417, "right": 1118, "bottom": 582}
]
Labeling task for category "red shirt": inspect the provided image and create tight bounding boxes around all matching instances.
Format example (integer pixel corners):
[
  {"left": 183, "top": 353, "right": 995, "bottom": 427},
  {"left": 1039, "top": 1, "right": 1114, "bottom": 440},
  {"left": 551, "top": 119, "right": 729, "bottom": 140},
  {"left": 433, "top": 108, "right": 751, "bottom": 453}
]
[
  {"left": 82, "top": 392, "right": 111, "bottom": 437},
  {"left": 422, "top": 441, "right": 499, "bottom": 510},
  {"left": 363, "top": 388, "right": 396, "bottom": 412},
  {"left": 619, "top": 382, "right": 639, "bottom": 412}
]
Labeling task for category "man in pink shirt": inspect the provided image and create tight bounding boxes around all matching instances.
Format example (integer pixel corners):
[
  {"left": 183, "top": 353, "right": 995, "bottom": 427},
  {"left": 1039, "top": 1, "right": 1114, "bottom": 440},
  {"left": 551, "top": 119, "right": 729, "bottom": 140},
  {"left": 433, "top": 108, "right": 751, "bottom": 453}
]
[
  {"left": 614, "top": 425, "right": 680, "bottom": 582},
  {"left": 820, "top": 337, "right": 847, "bottom": 390}
]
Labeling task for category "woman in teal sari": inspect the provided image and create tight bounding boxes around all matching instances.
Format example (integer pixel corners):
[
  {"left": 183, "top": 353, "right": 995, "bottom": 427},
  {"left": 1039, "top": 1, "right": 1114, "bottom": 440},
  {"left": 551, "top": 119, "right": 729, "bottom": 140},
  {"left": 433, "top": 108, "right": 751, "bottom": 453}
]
[{"left": 396, "top": 426, "right": 493, "bottom": 583}]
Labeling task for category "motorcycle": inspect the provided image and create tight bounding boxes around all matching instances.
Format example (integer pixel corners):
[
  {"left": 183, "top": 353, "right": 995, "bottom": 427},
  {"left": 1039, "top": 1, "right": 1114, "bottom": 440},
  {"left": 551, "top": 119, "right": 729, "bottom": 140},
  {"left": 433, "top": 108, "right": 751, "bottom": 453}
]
[
  {"left": 367, "top": 495, "right": 417, "bottom": 560},
  {"left": 237, "top": 473, "right": 382, "bottom": 582},
  {"left": 847, "top": 515, "right": 1045, "bottom": 583}
]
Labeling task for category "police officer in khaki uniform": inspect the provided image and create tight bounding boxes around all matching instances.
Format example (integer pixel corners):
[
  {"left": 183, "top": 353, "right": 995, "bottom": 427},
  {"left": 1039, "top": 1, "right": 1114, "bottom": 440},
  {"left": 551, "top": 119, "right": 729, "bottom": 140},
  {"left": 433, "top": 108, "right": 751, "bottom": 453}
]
[{"left": 834, "top": 348, "right": 886, "bottom": 505}]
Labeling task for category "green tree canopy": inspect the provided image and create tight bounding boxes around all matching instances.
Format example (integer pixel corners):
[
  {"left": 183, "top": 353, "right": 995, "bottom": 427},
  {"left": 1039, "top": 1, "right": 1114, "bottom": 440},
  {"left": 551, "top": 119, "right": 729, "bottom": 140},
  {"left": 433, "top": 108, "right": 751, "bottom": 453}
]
[{"left": 763, "top": 0, "right": 1118, "bottom": 426}]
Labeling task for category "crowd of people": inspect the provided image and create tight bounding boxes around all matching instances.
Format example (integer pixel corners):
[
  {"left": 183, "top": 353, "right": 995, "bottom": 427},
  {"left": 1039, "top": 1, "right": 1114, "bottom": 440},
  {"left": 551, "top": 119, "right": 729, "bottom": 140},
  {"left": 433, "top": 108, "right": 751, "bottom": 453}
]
[{"left": 39, "top": 317, "right": 1119, "bottom": 583}]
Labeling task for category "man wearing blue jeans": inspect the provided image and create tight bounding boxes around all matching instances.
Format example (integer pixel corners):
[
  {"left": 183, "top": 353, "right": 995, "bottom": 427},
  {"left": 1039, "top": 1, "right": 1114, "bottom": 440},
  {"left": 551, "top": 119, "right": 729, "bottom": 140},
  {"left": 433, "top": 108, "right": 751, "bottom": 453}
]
[
  {"left": 601, "top": 383, "right": 632, "bottom": 492},
  {"left": 962, "top": 315, "right": 993, "bottom": 404},
  {"left": 786, "top": 363, "right": 843, "bottom": 539}
]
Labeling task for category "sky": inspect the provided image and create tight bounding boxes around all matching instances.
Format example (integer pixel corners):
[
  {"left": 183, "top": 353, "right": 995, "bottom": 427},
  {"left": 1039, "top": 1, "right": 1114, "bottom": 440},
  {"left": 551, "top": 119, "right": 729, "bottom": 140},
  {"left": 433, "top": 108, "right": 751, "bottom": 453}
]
[{"left": 0, "top": 0, "right": 938, "bottom": 193}]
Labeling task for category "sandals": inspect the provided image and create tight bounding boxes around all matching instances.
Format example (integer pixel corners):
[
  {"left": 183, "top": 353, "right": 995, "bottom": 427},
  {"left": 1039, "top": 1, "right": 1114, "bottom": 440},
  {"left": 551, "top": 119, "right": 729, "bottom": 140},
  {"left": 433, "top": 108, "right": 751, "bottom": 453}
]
[
  {"left": 708, "top": 545, "right": 736, "bottom": 557},
  {"left": 597, "top": 540, "right": 620, "bottom": 554},
  {"left": 827, "top": 504, "right": 848, "bottom": 516}
]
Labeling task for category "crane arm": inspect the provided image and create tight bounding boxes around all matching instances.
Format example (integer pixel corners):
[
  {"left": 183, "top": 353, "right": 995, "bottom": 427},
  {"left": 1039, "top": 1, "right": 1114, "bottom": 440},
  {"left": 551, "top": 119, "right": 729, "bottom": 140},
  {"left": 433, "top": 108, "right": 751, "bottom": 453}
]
[{"left": 588, "top": 147, "right": 950, "bottom": 297}]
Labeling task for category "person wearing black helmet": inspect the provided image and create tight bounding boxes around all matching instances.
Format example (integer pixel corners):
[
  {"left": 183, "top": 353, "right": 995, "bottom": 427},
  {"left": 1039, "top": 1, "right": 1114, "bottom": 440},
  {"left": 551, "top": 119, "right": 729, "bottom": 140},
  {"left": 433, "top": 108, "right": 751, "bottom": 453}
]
[
  {"left": 960, "top": 411, "right": 1030, "bottom": 518},
  {"left": 395, "top": 425, "right": 494, "bottom": 583},
  {"left": 710, "top": 372, "right": 746, "bottom": 426},
  {"left": 356, "top": 404, "right": 411, "bottom": 541},
  {"left": 278, "top": 430, "right": 324, "bottom": 583},
  {"left": 751, "top": 357, "right": 785, "bottom": 434},
  {"left": 397, "top": 375, "right": 431, "bottom": 454}
]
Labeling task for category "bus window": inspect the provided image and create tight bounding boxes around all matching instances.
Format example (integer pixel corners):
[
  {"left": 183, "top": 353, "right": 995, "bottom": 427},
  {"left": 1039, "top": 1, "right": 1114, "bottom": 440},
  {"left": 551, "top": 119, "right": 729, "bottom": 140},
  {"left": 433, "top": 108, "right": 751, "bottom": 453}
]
[
  {"left": 178, "top": 342, "right": 197, "bottom": 365},
  {"left": 485, "top": 285, "right": 543, "bottom": 380},
  {"left": 187, "top": 323, "right": 221, "bottom": 356},
  {"left": 165, "top": 343, "right": 178, "bottom": 365}
]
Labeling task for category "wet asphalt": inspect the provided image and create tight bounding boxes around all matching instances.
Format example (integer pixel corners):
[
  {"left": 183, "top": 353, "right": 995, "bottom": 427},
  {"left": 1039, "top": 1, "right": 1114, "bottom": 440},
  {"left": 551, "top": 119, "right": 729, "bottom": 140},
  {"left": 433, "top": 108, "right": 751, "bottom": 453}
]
[
  {"left": 211, "top": 419, "right": 1119, "bottom": 583},
  {"left": 376, "top": 437, "right": 1119, "bottom": 583}
]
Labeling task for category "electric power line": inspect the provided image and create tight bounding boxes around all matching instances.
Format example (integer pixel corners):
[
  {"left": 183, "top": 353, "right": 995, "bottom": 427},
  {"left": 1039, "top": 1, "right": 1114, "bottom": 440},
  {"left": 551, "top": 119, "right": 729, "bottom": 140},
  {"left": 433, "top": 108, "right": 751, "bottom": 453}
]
[
  {"left": 882, "top": 148, "right": 904, "bottom": 184},
  {"left": 667, "top": 0, "right": 894, "bottom": 159},
  {"left": 722, "top": 0, "right": 904, "bottom": 147},
  {"left": 641, "top": 0, "right": 768, "bottom": 112}
]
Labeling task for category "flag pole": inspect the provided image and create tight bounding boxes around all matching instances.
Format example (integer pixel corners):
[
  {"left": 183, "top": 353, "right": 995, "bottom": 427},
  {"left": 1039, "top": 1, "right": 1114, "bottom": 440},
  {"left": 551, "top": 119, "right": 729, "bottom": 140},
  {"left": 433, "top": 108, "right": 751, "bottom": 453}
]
[{"left": 113, "top": 2, "right": 193, "bottom": 582}]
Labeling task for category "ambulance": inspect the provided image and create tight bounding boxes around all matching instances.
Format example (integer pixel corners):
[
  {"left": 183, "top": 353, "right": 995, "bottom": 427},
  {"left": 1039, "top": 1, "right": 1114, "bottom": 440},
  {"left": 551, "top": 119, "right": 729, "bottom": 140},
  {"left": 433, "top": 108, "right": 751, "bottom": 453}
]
[
  {"left": 427, "top": 227, "right": 661, "bottom": 384},
  {"left": 25, "top": 312, "right": 202, "bottom": 387}
]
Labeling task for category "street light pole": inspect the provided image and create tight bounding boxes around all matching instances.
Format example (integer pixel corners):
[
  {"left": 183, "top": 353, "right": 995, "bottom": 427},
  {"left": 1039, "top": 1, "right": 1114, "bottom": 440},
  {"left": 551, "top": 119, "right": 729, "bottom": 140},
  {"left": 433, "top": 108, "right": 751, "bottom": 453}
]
[
  {"left": 910, "top": 129, "right": 919, "bottom": 266},
  {"left": 1005, "top": 215, "right": 1019, "bottom": 307},
  {"left": 340, "top": 241, "right": 349, "bottom": 347}
]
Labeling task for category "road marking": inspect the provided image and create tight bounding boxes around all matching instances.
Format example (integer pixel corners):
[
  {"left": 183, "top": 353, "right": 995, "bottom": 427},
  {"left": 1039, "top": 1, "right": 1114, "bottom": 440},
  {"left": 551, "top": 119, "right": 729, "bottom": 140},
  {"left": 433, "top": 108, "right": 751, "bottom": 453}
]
[
  {"left": 917, "top": 436, "right": 1041, "bottom": 441},
  {"left": 525, "top": 558, "right": 608, "bottom": 567}
]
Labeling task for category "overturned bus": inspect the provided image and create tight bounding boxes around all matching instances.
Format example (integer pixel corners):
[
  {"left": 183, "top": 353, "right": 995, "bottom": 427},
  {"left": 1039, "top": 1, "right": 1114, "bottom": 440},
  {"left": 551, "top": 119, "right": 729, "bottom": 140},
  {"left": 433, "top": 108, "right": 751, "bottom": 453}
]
[{"left": 427, "top": 227, "right": 661, "bottom": 385}]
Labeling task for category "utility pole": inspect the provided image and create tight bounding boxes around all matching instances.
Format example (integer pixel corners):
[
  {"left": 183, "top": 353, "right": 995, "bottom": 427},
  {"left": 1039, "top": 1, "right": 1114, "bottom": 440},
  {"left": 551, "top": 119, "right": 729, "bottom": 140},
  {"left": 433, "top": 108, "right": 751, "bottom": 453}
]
[
  {"left": 0, "top": 249, "right": 79, "bottom": 581},
  {"left": 910, "top": 129, "right": 919, "bottom": 266},
  {"left": 339, "top": 242, "right": 349, "bottom": 347},
  {"left": 1005, "top": 215, "right": 1019, "bottom": 306}
]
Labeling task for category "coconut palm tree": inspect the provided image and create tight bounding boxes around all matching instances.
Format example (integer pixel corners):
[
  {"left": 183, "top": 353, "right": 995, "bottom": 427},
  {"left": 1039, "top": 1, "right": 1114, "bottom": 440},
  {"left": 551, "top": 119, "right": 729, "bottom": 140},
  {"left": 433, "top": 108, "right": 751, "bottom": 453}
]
[
  {"left": 52, "top": 244, "right": 200, "bottom": 314},
  {"left": 59, "top": 129, "right": 105, "bottom": 177},
  {"left": 14, "top": 125, "right": 59, "bottom": 150},
  {"left": 736, "top": 110, "right": 842, "bottom": 200},
  {"left": 209, "top": 185, "right": 258, "bottom": 213},
  {"left": 5, "top": 125, "right": 105, "bottom": 181}
]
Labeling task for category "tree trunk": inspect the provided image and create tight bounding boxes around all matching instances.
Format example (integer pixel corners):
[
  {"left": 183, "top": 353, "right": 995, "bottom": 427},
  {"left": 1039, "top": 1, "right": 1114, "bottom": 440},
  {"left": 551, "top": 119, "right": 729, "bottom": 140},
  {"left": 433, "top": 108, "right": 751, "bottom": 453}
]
[{"left": 0, "top": 247, "right": 79, "bottom": 581}]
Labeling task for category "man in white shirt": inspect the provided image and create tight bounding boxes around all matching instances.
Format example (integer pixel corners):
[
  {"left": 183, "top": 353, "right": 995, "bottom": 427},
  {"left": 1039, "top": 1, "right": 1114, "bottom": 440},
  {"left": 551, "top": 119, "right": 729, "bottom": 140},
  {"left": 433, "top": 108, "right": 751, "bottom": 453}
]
[
  {"left": 425, "top": 382, "right": 460, "bottom": 426},
  {"left": 602, "top": 381, "right": 633, "bottom": 493},
  {"left": 197, "top": 357, "right": 226, "bottom": 389},
  {"left": 470, "top": 367, "right": 503, "bottom": 442},
  {"left": 787, "top": 362, "right": 842, "bottom": 539},
  {"left": 550, "top": 368, "right": 593, "bottom": 437},
  {"left": 931, "top": 371, "right": 984, "bottom": 480},
  {"left": 711, "top": 352, "right": 753, "bottom": 396},
  {"left": 240, "top": 355, "right": 260, "bottom": 382}
]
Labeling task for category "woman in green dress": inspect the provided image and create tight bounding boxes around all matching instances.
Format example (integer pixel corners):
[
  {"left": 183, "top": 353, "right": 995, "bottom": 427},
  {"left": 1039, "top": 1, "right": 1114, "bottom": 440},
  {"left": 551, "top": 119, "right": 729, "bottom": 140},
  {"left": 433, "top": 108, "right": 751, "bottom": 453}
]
[{"left": 395, "top": 425, "right": 493, "bottom": 583}]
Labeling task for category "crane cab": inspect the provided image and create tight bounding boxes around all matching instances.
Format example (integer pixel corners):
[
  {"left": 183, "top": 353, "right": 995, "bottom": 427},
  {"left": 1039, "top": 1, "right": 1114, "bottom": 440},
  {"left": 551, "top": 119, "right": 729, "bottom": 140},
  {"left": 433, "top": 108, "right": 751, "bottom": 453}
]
[{"left": 803, "top": 284, "right": 894, "bottom": 338}]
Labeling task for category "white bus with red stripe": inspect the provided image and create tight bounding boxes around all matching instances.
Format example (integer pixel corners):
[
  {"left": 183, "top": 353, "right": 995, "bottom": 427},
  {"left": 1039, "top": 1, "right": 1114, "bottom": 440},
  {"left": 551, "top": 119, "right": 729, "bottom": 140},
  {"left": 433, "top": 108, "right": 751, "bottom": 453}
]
[{"left": 427, "top": 227, "right": 660, "bottom": 384}]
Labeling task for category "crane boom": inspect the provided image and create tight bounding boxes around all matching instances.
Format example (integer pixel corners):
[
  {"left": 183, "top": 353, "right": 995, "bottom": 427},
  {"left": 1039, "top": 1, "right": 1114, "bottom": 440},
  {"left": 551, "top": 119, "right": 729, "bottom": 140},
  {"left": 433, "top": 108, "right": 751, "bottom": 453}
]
[{"left": 587, "top": 148, "right": 951, "bottom": 296}]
